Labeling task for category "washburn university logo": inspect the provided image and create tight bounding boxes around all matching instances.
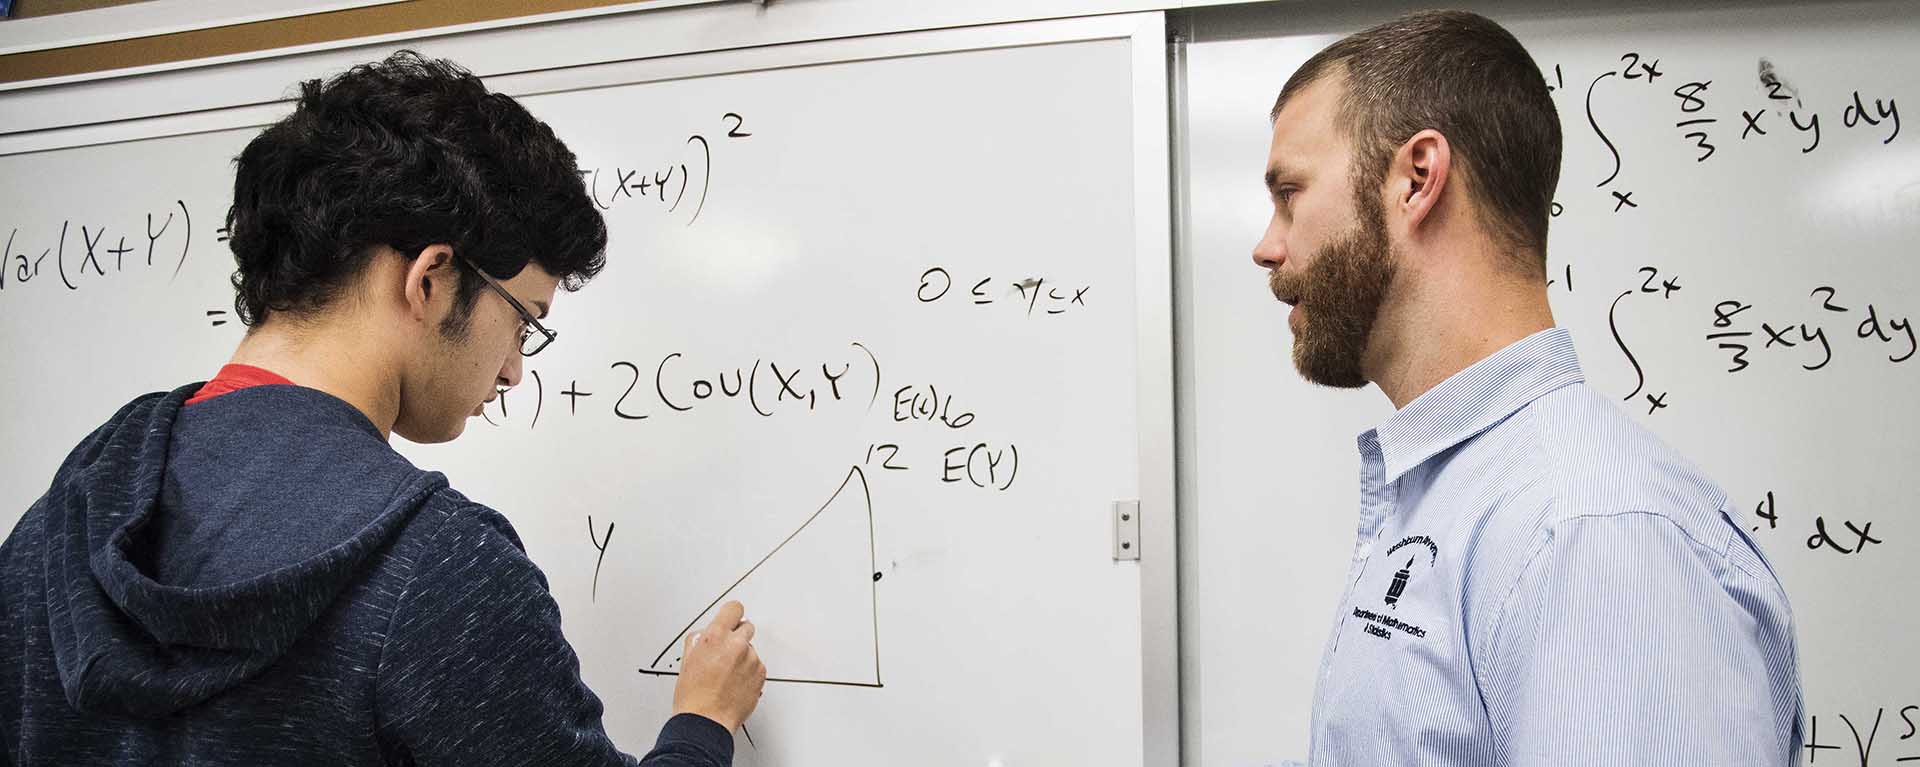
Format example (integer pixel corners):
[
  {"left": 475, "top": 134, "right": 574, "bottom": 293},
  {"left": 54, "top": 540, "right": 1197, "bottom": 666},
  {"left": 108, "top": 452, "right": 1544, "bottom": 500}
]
[
  {"left": 1350, "top": 535, "right": 1441, "bottom": 642},
  {"left": 1382, "top": 535, "right": 1439, "bottom": 608}
]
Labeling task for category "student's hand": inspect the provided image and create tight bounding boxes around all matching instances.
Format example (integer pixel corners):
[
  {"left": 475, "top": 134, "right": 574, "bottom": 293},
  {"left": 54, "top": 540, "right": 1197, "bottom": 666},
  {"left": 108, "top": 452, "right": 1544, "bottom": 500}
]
[{"left": 671, "top": 600, "right": 767, "bottom": 731}]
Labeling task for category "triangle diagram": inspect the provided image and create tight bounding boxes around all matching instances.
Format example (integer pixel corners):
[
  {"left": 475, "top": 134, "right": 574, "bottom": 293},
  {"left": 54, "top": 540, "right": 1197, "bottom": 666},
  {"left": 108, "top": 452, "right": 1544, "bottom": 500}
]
[{"left": 640, "top": 465, "right": 882, "bottom": 688}]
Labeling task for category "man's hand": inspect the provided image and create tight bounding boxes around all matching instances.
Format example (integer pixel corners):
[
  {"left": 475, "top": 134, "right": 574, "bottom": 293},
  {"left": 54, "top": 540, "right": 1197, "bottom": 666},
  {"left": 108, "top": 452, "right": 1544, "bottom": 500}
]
[{"left": 671, "top": 600, "right": 767, "bottom": 731}]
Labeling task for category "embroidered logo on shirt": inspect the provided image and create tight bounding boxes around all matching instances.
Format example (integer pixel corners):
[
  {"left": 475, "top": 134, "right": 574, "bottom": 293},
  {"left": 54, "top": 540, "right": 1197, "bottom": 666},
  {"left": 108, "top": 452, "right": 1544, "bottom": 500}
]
[
  {"left": 1353, "top": 607, "right": 1427, "bottom": 639},
  {"left": 1353, "top": 535, "right": 1440, "bottom": 641},
  {"left": 1384, "top": 556, "right": 1415, "bottom": 608},
  {"left": 1381, "top": 535, "right": 1438, "bottom": 609}
]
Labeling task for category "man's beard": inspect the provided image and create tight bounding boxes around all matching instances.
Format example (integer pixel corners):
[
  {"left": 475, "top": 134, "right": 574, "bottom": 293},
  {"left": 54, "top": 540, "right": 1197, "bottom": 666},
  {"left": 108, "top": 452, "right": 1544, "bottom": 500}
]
[{"left": 1269, "top": 190, "right": 1396, "bottom": 389}]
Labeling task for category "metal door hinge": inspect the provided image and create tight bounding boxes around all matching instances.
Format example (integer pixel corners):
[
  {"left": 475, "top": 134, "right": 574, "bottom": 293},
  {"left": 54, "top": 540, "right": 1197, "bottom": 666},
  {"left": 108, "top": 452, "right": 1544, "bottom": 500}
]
[{"left": 1114, "top": 500, "right": 1141, "bottom": 562}]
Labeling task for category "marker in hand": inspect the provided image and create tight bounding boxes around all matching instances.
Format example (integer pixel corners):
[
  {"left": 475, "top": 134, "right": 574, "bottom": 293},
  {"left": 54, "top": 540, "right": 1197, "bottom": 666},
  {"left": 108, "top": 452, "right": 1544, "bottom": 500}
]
[{"left": 670, "top": 601, "right": 768, "bottom": 738}]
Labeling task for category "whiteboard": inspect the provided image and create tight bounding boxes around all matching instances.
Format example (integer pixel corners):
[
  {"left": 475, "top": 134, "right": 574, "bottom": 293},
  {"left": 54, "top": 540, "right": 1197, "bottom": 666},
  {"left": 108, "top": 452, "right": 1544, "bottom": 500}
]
[
  {"left": 0, "top": 14, "right": 1177, "bottom": 766},
  {"left": 1177, "top": 1, "right": 1919, "bottom": 764}
]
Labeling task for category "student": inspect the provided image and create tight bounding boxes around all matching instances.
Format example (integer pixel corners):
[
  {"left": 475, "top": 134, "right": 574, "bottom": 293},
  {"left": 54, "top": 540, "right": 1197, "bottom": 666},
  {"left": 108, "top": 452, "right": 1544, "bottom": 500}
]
[
  {"left": 1251, "top": 10, "right": 1802, "bottom": 765},
  {"left": 0, "top": 51, "right": 764, "bottom": 766}
]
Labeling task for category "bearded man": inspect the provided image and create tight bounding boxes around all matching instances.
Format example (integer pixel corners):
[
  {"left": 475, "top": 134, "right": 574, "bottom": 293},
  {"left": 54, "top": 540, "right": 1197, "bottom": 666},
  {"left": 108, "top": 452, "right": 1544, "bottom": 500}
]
[{"left": 1251, "top": 10, "right": 1803, "bottom": 766}]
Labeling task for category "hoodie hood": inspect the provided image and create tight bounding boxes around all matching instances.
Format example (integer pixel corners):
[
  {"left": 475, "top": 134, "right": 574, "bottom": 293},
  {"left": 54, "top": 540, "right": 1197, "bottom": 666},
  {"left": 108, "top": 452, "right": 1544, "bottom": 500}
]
[{"left": 36, "top": 383, "right": 447, "bottom": 717}]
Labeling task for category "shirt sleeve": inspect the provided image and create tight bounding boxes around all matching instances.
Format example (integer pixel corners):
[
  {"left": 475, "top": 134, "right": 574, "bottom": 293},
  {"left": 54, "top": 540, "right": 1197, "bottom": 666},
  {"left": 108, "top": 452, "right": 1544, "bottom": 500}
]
[
  {"left": 1, "top": 533, "right": 12, "bottom": 767},
  {"left": 374, "top": 505, "right": 733, "bottom": 767},
  {"left": 1480, "top": 510, "right": 1801, "bottom": 766}
]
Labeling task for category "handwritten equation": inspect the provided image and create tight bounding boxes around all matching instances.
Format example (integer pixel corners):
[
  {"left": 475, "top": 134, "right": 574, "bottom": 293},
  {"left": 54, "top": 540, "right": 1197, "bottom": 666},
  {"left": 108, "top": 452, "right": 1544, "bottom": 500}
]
[
  {"left": 578, "top": 112, "right": 752, "bottom": 227},
  {"left": 1551, "top": 52, "right": 1904, "bottom": 217},
  {"left": 480, "top": 341, "right": 884, "bottom": 426},
  {"left": 1802, "top": 703, "right": 1919, "bottom": 765},
  {"left": 473, "top": 340, "right": 1023, "bottom": 494},
  {"left": 1709, "top": 286, "right": 1914, "bottom": 373},
  {"left": 862, "top": 440, "right": 1020, "bottom": 493},
  {"left": 1669, "top": 57, "right": 1901, "bottom": 160},
  {"left": 1747, "top": 490, "right": 1887, "bottom": 558},
  {"left": 1605, "top": 268, "right": 1913, "bottom": 419},
  {"left": 3, "top": 200, "right": 197, "bottom": 299},
  {"left": 916, "top": 267, "right": 1092, "bottom": 317}
]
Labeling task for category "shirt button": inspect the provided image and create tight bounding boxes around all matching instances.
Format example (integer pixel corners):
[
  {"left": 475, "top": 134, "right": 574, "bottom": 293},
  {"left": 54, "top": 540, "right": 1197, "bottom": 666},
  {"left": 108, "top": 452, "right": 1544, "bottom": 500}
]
[{"left": 1355, "top": 543, "right": 1373, "bottom": 559}]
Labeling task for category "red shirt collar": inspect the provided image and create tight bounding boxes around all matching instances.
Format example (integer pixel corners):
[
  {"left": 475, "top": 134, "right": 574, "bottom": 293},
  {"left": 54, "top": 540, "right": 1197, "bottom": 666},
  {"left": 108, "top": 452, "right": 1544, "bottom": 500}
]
[{"left": 184, "top": 363, "right": 297, "bottom": 405}]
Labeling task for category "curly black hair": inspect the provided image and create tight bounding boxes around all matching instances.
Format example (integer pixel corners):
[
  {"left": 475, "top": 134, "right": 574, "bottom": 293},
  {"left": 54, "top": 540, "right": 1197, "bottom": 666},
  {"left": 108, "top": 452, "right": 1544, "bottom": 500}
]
[{"left": 226, "top": 50, "right": 606, "bottom": 329}]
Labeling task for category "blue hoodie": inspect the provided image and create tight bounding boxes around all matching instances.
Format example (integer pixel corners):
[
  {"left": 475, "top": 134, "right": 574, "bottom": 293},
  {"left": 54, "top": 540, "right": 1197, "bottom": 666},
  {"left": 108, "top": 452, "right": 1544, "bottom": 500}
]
[{"left": 0, "top": 383, "right": 732, "bottom": 766}]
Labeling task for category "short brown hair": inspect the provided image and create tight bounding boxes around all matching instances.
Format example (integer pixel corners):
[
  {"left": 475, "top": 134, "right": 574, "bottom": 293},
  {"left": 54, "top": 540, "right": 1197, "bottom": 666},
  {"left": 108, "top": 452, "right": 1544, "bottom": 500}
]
[{"left": 1272, "top": 10, "right": 1561, "bottom": 274}]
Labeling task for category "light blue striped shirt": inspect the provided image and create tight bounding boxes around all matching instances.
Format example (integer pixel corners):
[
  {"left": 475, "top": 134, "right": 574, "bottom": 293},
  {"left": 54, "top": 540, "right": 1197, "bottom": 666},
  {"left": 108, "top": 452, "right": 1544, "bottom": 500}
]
[{"left": 1301, "top": 328, "right": 1803, "bottom": 766}]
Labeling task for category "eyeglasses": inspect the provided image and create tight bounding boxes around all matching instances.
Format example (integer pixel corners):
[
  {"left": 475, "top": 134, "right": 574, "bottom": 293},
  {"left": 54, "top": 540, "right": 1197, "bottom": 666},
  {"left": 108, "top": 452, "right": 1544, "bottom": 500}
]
[{"left": 459, "top": 259, "right": 556, "bottom": 357}]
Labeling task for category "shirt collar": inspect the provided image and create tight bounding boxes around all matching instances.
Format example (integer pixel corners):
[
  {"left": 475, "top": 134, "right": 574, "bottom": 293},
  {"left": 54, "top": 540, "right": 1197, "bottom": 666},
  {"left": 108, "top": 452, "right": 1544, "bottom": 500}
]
[{"left": 1362, "top": 327, "right": 1585, "bottom": 483}]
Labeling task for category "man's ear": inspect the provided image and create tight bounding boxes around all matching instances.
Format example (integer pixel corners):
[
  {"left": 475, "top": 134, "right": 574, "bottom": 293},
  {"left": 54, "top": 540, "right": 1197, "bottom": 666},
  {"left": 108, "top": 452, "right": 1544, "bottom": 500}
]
[
  {"left": 1388, "top": 129, "right": 1453, "bottom": 235},
  {"left": 402, "top": 244, "right": 457, "bottom": 323}
]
